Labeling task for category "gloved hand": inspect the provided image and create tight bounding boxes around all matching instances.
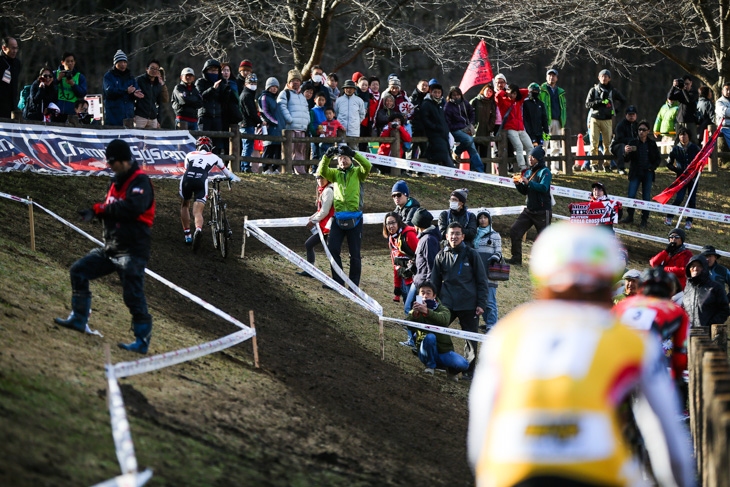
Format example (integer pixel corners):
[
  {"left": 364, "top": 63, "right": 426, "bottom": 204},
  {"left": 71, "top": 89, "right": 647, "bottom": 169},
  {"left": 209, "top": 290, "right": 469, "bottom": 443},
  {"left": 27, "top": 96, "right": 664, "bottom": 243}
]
[
  {"left": 602, "top": 99, "right": 610, "bottom": 105},
  {"left": 666, "top": 242, "right": 677, "bottom": 253},
  {"left": 340, "top": 145, "right": 356, "bottom": 158},
  {"left": 393, "top": 286, "right": 402, "bottom": 297},
  {"left": 324, "top": 146, "right": 339, "bottom": 158},
  {"left": 78, "top": 209, "right": 95, "bottom": 222},
  {"left": 543, "top": 133, "right": 551, "bottom": 141},
  {"left": 229, "top": 174, "right": 241, "bottom": 182}
]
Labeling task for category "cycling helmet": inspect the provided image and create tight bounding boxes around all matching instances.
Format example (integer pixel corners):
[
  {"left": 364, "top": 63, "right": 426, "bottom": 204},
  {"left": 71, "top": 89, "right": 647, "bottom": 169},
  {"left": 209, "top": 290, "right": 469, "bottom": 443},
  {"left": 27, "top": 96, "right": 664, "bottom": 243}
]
[
  {"left": 196, "top": 136, "right": 213, "bottom": 152},
  {"left": 530, "top": 222, "right": 624, "bottom": 293},
  {"left": 640, "top": 267, "right": 675, "bottom": 298}
]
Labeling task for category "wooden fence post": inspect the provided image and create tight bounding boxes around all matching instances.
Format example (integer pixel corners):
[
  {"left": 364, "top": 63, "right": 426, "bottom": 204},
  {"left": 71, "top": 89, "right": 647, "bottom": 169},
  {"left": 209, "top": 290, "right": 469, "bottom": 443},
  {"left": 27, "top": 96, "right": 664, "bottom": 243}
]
[
  {"left": 240, "top": 215, "right": 248, "bottom": 259},
  {"left": 283, "top": 130, "right": 293, "bottom": 174},
  {"left": 249, "top": 310, "right": 260, "bottom": 369},
  {"left": 498, "top": 130, "right": 509, "bottom": 176},
  {"left": 28, "top": 197, "right": 35, "bottom": 251},
  {"left": 712, "top": 324, "right": 728, "bottom": 356},
  {"left": 563, "top": 129, "right": 574, "bottom": 175},
  {"left": 379, "top": 319, "right": 385, "bottom": 361},
  {"left": 230, "top": 124, "right": 242, "bottom": 172},
  {"left": 391, "top": 131, "right": 401, "bottom": 177}
]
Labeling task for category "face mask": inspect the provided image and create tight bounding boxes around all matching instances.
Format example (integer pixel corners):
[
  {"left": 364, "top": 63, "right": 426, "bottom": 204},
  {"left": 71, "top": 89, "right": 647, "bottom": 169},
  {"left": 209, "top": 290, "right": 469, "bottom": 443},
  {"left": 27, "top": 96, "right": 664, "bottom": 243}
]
[
  {"left": 206, "top": 72, "right": 219, "bottom": 82},
  {"left": 248, "top": 84, "right": 257, "bottom": 90},
  {"left": 530, "top": 91, "right": 539, "bottom": 99},
  {"left": 449, "top": 201, "right": 460, "bottom": 211}
]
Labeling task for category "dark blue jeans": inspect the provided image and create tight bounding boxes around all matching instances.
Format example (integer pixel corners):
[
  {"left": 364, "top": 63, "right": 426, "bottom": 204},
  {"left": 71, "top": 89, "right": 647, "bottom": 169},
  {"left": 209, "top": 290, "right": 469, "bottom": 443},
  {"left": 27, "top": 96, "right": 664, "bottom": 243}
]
[
  {"left": 70, "top": 248, "right": 151, "bottom": 323},
  {"left": 241, "top": 126, "right": 256, "bottom": 171},
  {"left": 418, "top": 333, "right": 469, "bottom": 372},
  {"left": 626, "top": 170, "right": 653, "bottom": 222},
  {"left": 666, "top": 179, "right": 698, "bottom": 223},
  {"left": 326, "top": 218, "right": 363, "bottom": 286}
]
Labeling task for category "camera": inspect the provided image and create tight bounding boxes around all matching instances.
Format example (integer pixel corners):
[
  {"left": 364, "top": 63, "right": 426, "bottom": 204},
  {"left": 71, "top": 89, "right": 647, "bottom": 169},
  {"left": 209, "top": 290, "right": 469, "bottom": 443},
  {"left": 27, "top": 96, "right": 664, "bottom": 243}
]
[
  {"left": 65, "top": 71, "right": 73, "bottom": 80},
  {"left": 674, "top": 78, "right": 684, "bottom": 86},
  {"left": 390, "top": 121, "right": 400, "bottom": 128}
]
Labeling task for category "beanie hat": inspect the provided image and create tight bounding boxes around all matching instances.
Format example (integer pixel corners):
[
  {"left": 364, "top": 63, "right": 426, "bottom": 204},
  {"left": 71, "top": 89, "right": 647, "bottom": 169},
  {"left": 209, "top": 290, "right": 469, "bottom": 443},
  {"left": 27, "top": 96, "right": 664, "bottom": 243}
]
[
  {"left": 591, "top": 181, "right": 607, "bottom": 194},
  {"left": 388, "top": 73, "right": 398, "bottom": 81},
  {"left": 494, "top": 73, "right": 507, "bottom": 82},
  {"left": 428, "top": 78, "right": 439, "bottom": 86},
  {"left": 476, "top": 210, "right": 491, "bottom": 223},
  {"left": 265, "top": 77, "right": 279, "bottom": 90},
  {"left": 287, "top": 69, "right": 302, "bottom": 84},
  {"left": 669, "top": 227, "right": 686, "bottom": 241},
  {"left": 352, "top": 72, "right": 366, "bottom": 82},
  {"left": 239, "top": 59, "right": 253, "bottom": 69},
  {"left": 599, "top": 69, "right": 611, "bottom": 78},
  {"left": 106, "top": 139, "right": 133, "bottom": 163},
  {"left": 529, "top": 146, "right": 545, "bottom": 163},
  {"left": 451, "top": 188, "right": 468, "bottom": 204},
  {"left": 113, "top": 50, "right": 128, "bottom": 65},
  {"left": 411, "top": 208, "right": 434, "bottom": 229},
  {"left": 389, "top": 77, "right": 402, "bottom": 87},
  {"left": 391, "top": 180, "right": 409, "bottom": 197}
]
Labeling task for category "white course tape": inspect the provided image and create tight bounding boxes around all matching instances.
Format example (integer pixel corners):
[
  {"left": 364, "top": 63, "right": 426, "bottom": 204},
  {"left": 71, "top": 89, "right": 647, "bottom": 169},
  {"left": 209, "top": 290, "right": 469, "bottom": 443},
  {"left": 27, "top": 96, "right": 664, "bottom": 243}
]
[
  {"left": 245, "top": 222, "right": 382, "bottom": 315},
  {"left": 247, "top": 206, "right": 526, "bottom": 228},
  {"left": 0, "top": 191, "right": 31, "bottom": 204},
  {"left": 112, "top": 329, "right": 254, "bottom": 379},
  {"left": 106, "top": 373, "right": 140, "bottom": 475},
  {"left": 91, "top": 469, "right": 153, "bottom": 487},
  {"left": 359, "top": 151, "right": 730, "bottom": 224},
  {"left": 380, "top": 316, "right": 489, "bottom": 343}
]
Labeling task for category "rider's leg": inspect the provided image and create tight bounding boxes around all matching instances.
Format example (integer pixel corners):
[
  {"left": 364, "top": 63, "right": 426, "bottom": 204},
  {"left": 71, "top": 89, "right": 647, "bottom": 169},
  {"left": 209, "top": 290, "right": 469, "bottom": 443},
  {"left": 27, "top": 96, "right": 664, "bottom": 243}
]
[
  {"left": 180, "top": 199, "right": 192, "bottom": 243},
  {"left": 192, "top": 201, "right": 206, "bottom": 230}
]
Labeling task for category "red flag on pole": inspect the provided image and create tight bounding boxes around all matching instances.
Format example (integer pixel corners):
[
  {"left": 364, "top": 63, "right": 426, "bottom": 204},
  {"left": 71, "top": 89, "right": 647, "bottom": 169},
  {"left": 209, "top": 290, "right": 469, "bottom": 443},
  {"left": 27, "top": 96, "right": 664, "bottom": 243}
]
[
  {"left": 459, "top": 40, "right": 493, "bottom": 94},
  {"left": 653, "top": 123, "right": 723, "bottom": 204}
]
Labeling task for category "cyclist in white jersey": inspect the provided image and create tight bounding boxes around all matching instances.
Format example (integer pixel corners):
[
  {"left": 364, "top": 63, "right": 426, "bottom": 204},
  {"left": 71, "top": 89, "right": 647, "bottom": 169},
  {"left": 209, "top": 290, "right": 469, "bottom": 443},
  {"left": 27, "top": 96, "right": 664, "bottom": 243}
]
[{"left": 180, "top": 136, "right": 239, "bottom": 251}]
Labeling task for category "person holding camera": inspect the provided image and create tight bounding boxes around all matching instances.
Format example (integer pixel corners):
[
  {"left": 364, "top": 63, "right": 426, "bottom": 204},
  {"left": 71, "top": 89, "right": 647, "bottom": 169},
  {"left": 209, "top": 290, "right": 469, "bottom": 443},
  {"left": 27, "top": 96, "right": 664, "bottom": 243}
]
[
  {"left": 317, "top": 144, "right": 372, "bottom": 288},
  {"left": 54, "top": 52, "right": 87, "bottom": 122},
  {"left": 668, "top": 75, "right": 699, "bottom": 144},
  {"left": 585, "top": 69, "right": 627, "bottom": 170},
  {"left": 407, "top": 282, "right": 470, "bottom": 381},
  {"left": 383, "top": 212, "right": 418, "bottom": 309},
  {"left": 23, "top": 66, "right": 58, "bottom": 121},
  {"left": 377, "top": 113, "right": 411, "bottom": 158},
  {"left": 619, "top": 119, "right": 661, "bottom": 228}
]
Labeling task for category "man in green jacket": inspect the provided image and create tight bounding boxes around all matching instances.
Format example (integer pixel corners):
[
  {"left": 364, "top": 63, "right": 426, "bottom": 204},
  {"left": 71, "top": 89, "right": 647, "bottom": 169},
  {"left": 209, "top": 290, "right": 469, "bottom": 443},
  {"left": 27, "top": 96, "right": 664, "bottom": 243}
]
[
  {"left": 539, "top": 69, "right": 566, "bottom": 173},
  {"left": 318, "top": 145, "right": 372, "bottom": 287},
  {"left": 653, "top": 99, "right": 679, "bottom": 154},
  {"left": 407, "top": 282, "right": 469, "bottom": 381}
]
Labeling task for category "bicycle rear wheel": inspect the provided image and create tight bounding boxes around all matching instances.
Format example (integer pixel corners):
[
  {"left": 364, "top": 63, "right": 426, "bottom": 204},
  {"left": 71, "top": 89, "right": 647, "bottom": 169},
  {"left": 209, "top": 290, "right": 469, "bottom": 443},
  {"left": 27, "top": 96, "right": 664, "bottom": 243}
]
[
  {"left": 210, "top": 200, "right": 219, "bottom": 249},
  {"left": 219, "top": 206, "right": 229, "bottom": 258}
]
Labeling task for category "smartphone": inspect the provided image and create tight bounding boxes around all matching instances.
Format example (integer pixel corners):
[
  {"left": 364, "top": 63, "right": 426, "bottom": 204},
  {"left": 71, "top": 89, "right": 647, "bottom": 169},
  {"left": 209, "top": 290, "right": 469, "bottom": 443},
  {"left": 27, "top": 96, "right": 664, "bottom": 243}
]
[{"left": 416, "top": 296, "right": 424, "bottom": 304}]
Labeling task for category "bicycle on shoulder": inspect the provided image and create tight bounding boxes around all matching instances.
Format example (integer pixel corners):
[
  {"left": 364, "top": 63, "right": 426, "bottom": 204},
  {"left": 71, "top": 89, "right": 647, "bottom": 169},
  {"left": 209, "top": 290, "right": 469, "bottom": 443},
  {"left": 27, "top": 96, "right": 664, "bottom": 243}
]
[
  {"left": 179, "top": 136, "right": 240, "bottom": 256},
  {"left": 208, "top": 177, "right": 233, "bottom": 258}
]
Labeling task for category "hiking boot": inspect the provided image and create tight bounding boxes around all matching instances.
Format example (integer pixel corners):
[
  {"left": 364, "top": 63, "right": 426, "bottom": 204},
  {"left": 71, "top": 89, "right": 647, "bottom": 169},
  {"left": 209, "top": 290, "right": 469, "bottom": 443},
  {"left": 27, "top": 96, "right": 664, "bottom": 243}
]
[
  {"left": 192, "top": 228, "right": 202, "bottom": 253},
  {"left": 505, "top": 257, "right": 522, "bottom": 266},
  {"left": 295, "top": 271, "right": 313, "bottom": 278},
  {"left": 664, "top": 217, "right": 673, "bottom": 226},
  {"left": 118, "top": 321, "right": 151, "bottom": 354},
  {"left": 54, "top": 293, "right": 91, "bottom": 332},
  {"left": 423, "top": 368, "right": 435, "bottom": 375}
]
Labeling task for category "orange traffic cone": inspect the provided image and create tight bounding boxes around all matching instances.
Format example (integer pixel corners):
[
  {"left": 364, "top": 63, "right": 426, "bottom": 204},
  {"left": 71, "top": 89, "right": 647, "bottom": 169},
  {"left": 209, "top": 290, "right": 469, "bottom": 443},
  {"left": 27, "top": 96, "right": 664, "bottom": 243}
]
[
  {"left": 702, "top": 128, "right": 709, "bottom": 147},
  {"left": 458, "top": 151, "right": 470, "bottom": 171},
  {"left": 575, "top": 134, "right": 586, "bottom": 170}
]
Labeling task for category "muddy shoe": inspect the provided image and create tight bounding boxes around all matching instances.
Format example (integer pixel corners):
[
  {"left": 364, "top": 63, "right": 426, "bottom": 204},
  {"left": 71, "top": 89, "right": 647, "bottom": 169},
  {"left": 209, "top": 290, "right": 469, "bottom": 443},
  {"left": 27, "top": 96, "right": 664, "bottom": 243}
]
[
  {"left": 423, "top": 368, "right": 435, "bottom": 375},
  {"left": 192, "top": 228, "right": 202, "bottom": 253}
]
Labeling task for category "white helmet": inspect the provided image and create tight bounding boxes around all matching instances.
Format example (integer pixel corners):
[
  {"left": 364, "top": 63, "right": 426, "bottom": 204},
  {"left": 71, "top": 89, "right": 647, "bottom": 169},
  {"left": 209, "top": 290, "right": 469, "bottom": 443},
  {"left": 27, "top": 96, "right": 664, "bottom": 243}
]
[{"left": 529, "top": 223, "right": 624, "bottom": 293}]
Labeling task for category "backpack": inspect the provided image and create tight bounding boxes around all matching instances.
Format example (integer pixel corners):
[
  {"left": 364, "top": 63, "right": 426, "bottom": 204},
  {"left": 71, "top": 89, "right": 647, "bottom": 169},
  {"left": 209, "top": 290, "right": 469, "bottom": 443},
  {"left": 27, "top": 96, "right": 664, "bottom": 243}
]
[{"left": 17, "top": 84, "right": 31, "bottom": 110}]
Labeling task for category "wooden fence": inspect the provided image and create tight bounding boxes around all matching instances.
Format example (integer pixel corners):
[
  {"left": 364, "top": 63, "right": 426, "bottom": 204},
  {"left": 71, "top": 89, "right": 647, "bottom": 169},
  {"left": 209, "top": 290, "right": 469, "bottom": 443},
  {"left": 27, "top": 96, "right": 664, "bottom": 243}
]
[{"left": 689, "top": 325, "right": 730, "bottom": 486}]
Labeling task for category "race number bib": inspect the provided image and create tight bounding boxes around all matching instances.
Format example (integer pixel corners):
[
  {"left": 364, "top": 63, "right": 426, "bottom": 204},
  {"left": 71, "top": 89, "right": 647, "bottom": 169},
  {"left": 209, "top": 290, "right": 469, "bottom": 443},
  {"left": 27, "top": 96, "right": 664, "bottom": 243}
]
[
  {"left": 619, "top": 307, "right": 657, "bottom": 331},
  {"left": 2, "top": 69, "right": 11, "bottom": 84}
]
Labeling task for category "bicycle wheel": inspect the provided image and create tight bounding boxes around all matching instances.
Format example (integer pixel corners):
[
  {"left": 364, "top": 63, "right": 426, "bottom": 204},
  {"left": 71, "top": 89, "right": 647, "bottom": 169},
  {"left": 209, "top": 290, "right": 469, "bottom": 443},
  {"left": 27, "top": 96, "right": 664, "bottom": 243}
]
[
  {"left": 210, "top": 199, "right": 219, "bottom": 249},
  {"left": 219, "top": 207, "right": 232, "bottom": 259}
]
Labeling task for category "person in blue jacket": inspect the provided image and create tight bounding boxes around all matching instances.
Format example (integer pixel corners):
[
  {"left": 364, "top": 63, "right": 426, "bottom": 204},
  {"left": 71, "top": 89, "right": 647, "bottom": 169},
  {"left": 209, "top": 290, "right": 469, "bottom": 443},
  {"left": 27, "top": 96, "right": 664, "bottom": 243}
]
[{"left": 102, "top": 50, "right": 141, "bottom": 126}]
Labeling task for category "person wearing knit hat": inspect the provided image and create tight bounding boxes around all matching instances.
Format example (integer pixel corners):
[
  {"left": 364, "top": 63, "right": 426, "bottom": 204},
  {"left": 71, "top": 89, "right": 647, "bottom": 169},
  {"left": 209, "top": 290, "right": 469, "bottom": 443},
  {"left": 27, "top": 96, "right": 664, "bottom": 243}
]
[
  {"left": 585, "top": 68, "right": 627, "bottom": 169},
  {"left": 392, "top": 180, "right": 421, "bottom": 227},
  {"left": 258, "top": 77, "right": 282, "bottom": 173},
  {"left": 278, "top": 68, "right": 309, "bottom": 173},
  {"left": 474, "top": 209, "right": 503, "bottom": 331},
  {"left": 701, "top": 245, "right": 730, "bottom": 299},
  {"left": 103, "top": 50, "right": 141, "bottom": 126},
  {"left": 405, "top": 207, "right": 441, "bottom": 331},
  {"left": 438, "top": 188, "right": 477, "bottom": 246},
  {"left": 649, "top": 227, "right": 693, "bottom": 289},
  {"left": 235, "top": 59, "right": 253, "bottom": 93},
  {"left": 352, "top": 72, "right": 365, "bottom": 83},
  {"left": 56, "top": 137, "right": 156, "bottom": 355},
  {"left": 522, "top": 82, "right": 549, "bottom": 148},
  {"left": 287, "top": 69, "right": 302, "bottom": 85},
  {"left": 506, "top": 145, "right": 552, "bottom": 266}
]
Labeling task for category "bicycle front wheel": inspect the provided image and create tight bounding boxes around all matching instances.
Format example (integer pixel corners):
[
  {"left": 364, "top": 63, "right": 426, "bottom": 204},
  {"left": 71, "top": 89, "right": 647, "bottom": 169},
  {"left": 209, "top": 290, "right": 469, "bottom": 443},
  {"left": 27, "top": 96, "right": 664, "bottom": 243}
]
[{"left": 210, "top": 200, "right": 219, "bottom": 250}]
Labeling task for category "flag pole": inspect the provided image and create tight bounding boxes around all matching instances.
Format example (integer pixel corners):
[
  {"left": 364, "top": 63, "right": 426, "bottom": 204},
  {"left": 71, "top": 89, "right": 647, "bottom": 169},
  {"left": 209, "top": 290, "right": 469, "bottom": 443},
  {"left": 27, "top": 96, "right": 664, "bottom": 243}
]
[{"left": 675, "top": 155, "right": 708, "bottom": 228}]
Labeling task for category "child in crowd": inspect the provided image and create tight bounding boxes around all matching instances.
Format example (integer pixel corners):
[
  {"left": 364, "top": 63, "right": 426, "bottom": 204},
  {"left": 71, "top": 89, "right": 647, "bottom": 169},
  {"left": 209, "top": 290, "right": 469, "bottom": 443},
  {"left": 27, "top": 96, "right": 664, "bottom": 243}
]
[
  {"left": 310, "top": 92, "right": 328, "bottom": 161},
  {"left": 377, "top": 113, "right": 412, "bottom": 158},
  {"left": 474, "top": 210, "right": 502, "bottom": 332},
  {"left": 319, "top": 107, "right": 345, "bottom": 156}
]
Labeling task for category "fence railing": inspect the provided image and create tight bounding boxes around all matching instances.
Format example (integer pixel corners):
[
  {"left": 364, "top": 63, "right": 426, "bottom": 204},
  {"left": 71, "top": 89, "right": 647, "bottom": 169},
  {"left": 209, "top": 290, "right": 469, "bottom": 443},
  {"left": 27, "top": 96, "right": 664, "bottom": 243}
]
[{"left": 2, "top": 116, "right": 726, "bottom": 176}]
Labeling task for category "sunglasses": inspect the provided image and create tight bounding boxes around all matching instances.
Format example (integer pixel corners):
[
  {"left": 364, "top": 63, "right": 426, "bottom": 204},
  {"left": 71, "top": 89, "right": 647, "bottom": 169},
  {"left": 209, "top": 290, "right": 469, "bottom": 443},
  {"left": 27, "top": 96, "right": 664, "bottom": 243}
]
[
  {"left": 392, "top": 193, "right": 403, "bottom": 198},
  {"left": 638, "top": 128, "right": 649, "bottom": 132},
  {"left": 669, "top": 235, "right": 681, "bottom": 240},
  {"left": 41, "top": 74, "right": 53, "bottom": 79}
]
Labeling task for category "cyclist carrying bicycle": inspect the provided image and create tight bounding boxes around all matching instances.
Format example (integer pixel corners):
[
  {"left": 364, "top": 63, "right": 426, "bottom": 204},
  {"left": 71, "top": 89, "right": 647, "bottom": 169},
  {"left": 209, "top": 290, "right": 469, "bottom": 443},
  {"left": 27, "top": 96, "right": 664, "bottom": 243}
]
[
  {"left": 468, "top": 223, "right": 695, "bottom": 487},
  {"left": 180, "top": 136, "right": 240, "bottom": 251}
]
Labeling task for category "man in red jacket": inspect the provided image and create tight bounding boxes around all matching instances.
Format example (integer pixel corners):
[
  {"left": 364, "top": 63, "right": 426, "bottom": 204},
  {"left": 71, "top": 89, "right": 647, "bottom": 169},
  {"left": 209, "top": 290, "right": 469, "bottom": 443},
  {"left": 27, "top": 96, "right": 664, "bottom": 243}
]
[{"left": 649, "top": 227, "right": 693, "bottom": 289}]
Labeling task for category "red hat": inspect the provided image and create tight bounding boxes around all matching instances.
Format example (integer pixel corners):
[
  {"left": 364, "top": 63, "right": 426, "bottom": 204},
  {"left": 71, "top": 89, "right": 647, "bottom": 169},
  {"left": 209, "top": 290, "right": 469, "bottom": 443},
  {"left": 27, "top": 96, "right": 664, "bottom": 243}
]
[
  {"left": 239, "top": 59, "right": 253, "bottom": 69},
  {"left": 352, "top": 71, "right": 365, "bottom": 82}
]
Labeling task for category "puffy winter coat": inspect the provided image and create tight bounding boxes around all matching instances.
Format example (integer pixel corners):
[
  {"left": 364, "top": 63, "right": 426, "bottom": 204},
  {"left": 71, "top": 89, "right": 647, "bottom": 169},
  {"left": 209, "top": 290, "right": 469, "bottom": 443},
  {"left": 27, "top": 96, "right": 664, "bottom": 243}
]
[
  {"left": 102, "top": 68, "right": 139, "bottom": 126},
  {"left": 683, "top": 255, "right": 730, "bottom": 328},
  {"left": 438, "top": 207, "right": 477, "bottom": 246},
  {"left": 23, "top": 79, "right": 57, "bottom": 121},
  {"left": 431, "top": 241, "right": 489, "bottom": 312},
  {"left": 697, "top": 97, "right": 715, "bottom": 129},
  {"left": 715, "top": 96, "right": 730, "bottom": 128},
  {"left": 470, "top": 95, "right": 496, "bottom": 137},
  {"left": 474, "top": 226, "right": 503, "bottom": 287},
  {"left": 393, "top": 196, "right": 421, "bottom": 227},
  {"left": 495, "top": 89, "right": 529, "bottom": 131},
  {"left": 625, "top": 137, "right": 661, "bottom": 180},
  {"left": 172, "top": 82, "right": 203, "bottom": 122},
  {"left": 653, "top": 101, "right": 679, "bottom": 136},
  {"left": 134, "top": 74, "right": 165, "bottom": 120},
  {"left": 585, "top": 82, "right": 626, "bottom": 120},
  {"left": 522, "top": 96, "right": 549, "bottom": 143},
  {"left": 650, "top": 244, "right": 693, "bottom": 290},
  {"left": 412, "top": 225, "right": 440, "bottom": 290},
  {"left": 277, "top": 89, "right": 309, "bottom": 131},
  {"left": 444, "top": 98, "right": 475, "bottom": 132},
  {"left": 334, "top": 93, "right": 366, "bottom": 136},
  {"left": 195, "top": 75, "right": 229, "bottom": 120}
]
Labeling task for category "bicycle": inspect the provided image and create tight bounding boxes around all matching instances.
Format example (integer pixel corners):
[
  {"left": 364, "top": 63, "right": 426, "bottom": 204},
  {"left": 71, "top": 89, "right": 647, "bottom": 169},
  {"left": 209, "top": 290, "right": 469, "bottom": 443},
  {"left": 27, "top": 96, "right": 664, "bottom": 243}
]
[{"left": 208, "top": 177, "right": 233, "bottom": 258}]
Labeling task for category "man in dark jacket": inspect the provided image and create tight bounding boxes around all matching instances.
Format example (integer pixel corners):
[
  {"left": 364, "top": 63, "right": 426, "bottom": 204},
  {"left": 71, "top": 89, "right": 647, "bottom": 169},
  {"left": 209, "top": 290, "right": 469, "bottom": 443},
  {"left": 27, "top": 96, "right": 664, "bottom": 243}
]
[
  {"left": 438, "top": 188, "right": 477, "bottom": 246},
  {"left": 649, "top": 227, "right": 693, "bottom": 289},
  {"left": 134, "top": 60, "right": 166, "bottom": 129},
  {"left": 391, "top": 180, "right": 420, "bottom": 226},
  {"left": 431, "top": 222, "right": 488, "bottom": 379},
  {"left": 172, "top": 67, "right": 203, "bottom": 130},
  {"left": 507, "top": 147, "right": 552, "bottom": 265},
  {"left": 585, "top": 69, "right": 627, "bottom": 165},
  {"left": 610, "top": 106, "right": 638, "bottom": 175},
  {"left": 663, "top": 127, "right": 701, "bottom": 229},
  {"left": 235, "top": 59, "right": 253, "bottom": 94},
  {"left": 195, "top": 59, "right": 230, "bottom": 141},
  {"left": 0, "top": 37, "right": 21, "bottom": 119},
  {"left": 522, "top": 83, "right": 549, "bottom": 147},
  {"left": 668, "top": 75, "right": 699, "bottom": 144},
  {"left": 402, "top": 208, "right": 441, "bottom": 318},
  {"left": 683, "top": 255, "right": 730, "bottom": 329},
  {"left": 619, "top": 119, "right": 661, "bottom": 227},
  {"left": 239, "top": 73, "right": 261, "bottom": 173},
  {"left": 103, "top": 50, "right": 142, "bottom": 126},
  {"left": 421, "top": 84, "right": 454, "bottom": 168},
  {"left": 701, "top": 245, "right": 730, "bottom": 300},
  {"left": 697, "top": 86, "right": 715, "bottom": 140},
  {"left": 55, "top": 140, "right": 155, "bottom": 354}
]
